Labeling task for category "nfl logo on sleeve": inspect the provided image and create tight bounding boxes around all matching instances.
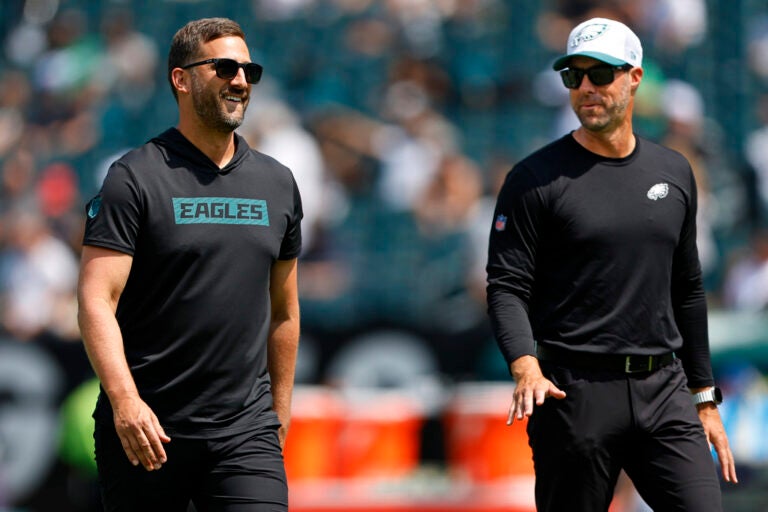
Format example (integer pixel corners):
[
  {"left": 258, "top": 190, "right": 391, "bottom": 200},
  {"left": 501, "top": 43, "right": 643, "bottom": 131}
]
[{"left": 495, "top": 214, "right": 507, "bottom": 232}]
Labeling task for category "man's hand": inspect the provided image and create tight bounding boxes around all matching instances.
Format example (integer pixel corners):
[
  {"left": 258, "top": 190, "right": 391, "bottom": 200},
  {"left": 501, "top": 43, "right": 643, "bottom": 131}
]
[
  {"left": 276, "top": 417, "right": 290, "bottom": 450},
  {"left": 697, "top": 403, "right": 738, "bottom": 483},
  {"left": 112, "top": 394, "right": 171, "bottom": 471},
  {"left": 507, "top": 355, "right": 566, "bottom": 425}
]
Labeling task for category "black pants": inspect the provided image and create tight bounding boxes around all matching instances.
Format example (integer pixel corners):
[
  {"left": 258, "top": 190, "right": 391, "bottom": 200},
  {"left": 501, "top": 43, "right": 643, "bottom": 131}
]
[
  {"left": 528, "top": 358, "right": 722, "bottom": 512},
  {"left": 94, "top": 421, "right": 287, "bottom": 512}
]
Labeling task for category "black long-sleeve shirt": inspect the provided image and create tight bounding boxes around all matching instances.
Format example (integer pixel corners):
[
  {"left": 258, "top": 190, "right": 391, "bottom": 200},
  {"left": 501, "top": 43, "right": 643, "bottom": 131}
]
[{"left": 486, "top": 133, "right": 714, "bottom": 388}]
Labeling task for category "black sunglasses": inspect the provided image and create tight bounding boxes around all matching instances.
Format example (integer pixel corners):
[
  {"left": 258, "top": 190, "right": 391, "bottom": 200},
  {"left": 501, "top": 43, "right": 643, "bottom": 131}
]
[
  {"left": 560, "top": 64, "right": 632, "bottom": 89},
  {"left": 181, "top": 58, "right": 263, "bottom": 84}
]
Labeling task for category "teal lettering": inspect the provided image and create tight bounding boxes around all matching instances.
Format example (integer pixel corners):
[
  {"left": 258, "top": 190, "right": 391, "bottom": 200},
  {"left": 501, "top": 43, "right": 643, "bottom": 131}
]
[
  {"left": 179, "top": 203, "right": 194, "bottom": 218},
  {"left": 173, "top": 197, "right": 270, "bottom": 225},
  {"left": 195, "top": 203, "right": 210, "bottom": 218}
]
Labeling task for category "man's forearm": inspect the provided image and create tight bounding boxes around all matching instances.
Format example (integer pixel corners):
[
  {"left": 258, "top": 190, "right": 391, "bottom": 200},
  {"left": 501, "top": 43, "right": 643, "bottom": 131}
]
[
  {"left": 78, "top": 299, "right": 138, "bottom": 404},
  {"left": 487, "top": 287, "right": 537, "bottom": 366},
  {"left": 267, "top": 318, "right": 299, "bottom": 421}
]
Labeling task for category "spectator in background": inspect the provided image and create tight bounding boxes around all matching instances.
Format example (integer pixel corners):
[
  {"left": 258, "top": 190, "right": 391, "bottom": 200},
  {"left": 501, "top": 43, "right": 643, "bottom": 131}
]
[
  {"left": 466, "top": 155, "right": 511, "bottom": 302},
  {"left": 0, "top": 163, "right": 92, "bottom": 396},
  {"left": 0, "top": 70, "right": 31, "bottom": 158},
  {"left": 96, "top": 7, "right": 159, "bottom": 112},
  {"left": 375, "top": 77, "right": 458, "bottom": 212},
  {"left": 722, "top": 228, "right": 768, "bottom": 311},
  {"left": 34, "top": 161, "right": 85, "bottom": 257},
  {"left": 645, "top": 0, "right": 707, "bottom": 59},
  {"left": 414, "top": 153, "right": 483, "bottom": 236},
  {"left": 28, "top": 8, "right": 104, "bottom": 160},
  {"left": 0, "top": 208, "right": 79, "bottom": 342},
  {"left": 745, "top": 93, "right": 768, "bottom": 220},
  {"left": 659, "top": 79, "right": 718, "bottom": 277},
  {"left": 0, "top": 149, "right": 36, "bottom": 211},
  {"left": 240, "top": 92, "right": 325, "bottom": 251},
  {"left": 414, "top": 152, "right": 492, "bottom": 375}
]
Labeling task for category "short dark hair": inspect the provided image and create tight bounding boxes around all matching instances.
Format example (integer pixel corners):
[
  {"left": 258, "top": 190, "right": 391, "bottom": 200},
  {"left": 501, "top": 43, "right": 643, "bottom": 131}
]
[{"left": 167, "top": 17, "right": 246, "bottom": 101}]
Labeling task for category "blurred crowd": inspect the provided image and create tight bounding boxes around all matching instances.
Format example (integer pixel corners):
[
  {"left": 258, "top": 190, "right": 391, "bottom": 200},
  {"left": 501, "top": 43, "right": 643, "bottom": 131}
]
[{"left": 1, "top": 0, "right": 768, "bottom": 508}]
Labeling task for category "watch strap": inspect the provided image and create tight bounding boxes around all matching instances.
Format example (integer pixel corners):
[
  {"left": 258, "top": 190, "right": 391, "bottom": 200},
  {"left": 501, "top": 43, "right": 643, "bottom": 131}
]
[{"left": 692, "top": 387, "right": 722, "bottom": 406}]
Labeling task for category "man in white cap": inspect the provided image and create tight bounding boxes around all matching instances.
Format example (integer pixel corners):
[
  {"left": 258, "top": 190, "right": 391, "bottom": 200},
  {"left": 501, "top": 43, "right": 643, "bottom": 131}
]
[{"left": 486, "top": 17, "right": 737, "bottom": 511}]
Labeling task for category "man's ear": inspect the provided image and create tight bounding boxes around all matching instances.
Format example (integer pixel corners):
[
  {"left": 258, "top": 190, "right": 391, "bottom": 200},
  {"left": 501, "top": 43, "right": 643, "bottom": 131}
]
[
  {"left": 630, "top": 66, "right": 644, "bottom": 92},
  {"left": 171, "top": 68, "right": 190, "bottom": 96}
]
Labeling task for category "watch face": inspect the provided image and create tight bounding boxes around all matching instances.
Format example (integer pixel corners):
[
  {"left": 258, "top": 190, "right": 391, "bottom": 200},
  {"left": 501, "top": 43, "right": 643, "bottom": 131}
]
[{"left": 714, "top": 387, "right": 723, "bottom": 404}]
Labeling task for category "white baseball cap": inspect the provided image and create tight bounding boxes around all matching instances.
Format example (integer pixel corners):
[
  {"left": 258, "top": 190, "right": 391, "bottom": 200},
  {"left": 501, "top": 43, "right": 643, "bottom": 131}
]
[{"left": 552, "top": 17, "right": 643, "bottom": 71}]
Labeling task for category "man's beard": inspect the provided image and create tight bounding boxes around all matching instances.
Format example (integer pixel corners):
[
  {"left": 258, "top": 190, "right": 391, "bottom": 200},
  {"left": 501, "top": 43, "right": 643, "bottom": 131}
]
[
  {"left": 190, "top": 77, "right": 248, "bottom": 133},
  {"left": 573, "top": 87, "right": 630, "bottom": 133},
  {"left": 576, "top": 108, "right": 613, "bottom": 132}
]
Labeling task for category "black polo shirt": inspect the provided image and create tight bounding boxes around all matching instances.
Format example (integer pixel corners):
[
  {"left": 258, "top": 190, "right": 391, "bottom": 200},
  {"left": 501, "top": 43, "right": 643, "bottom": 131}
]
[{"left": 84, "top": 128, "right": 303, "bottom": 437}]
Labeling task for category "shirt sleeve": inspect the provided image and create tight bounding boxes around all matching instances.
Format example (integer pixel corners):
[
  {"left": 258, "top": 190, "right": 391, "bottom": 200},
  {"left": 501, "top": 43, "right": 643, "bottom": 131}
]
[
  {"left": 82, "top": 161, "right": 142, "bottom": 255},
  {"left": 277, "top": 173, "right": 303, "bottom": 260},
  {"left": 671, "top": 168, "right": 714, "bottom": 388},
  {"left": 486, "top": 164, "right": 545, "bottom": 366}
]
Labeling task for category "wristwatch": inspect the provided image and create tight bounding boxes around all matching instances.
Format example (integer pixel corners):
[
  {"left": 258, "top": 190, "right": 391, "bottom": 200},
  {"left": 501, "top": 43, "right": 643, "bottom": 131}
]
[{"left": 692, "top": 387, "right": 723, "bottom": 406}]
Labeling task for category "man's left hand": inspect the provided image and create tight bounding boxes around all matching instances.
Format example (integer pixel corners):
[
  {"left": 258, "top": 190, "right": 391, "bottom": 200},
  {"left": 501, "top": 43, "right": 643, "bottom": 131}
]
[{"left": 697, "top": 403, "right": 738, "bottom": 484}]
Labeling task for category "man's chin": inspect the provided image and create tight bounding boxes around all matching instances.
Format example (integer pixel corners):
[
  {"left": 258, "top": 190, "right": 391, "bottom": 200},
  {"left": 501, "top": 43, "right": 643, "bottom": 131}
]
[
  {"left": 211, "top": 116, "right": 244, "bottom": 133},
  {"left": 578, "top": 116, "right": 611, "bottom": 133},
  {"left": 219, "top": 109, "right": 246, "bottom": 131}
]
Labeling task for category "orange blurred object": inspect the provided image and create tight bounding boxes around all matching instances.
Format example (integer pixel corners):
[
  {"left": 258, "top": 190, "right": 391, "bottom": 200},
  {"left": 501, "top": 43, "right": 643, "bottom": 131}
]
[
  {"left": 337, "top": 391, "right": 423, "bottom": 478},
  {"left": 284, "top": 387, "right": 423, "bottom": 481},
  {"left": 444, "top": 383, "right": 534, "bottom": 481},
  {"left": 283, "top": 386, "right": 345, "bottom": 480}
]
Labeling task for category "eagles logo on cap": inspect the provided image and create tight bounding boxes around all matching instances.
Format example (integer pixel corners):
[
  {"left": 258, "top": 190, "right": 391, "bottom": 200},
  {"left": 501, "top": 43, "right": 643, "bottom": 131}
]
[
  {"left": 553, "top": 17, "right": 643, "bottom": 71},
  {"left": 570, "top": 23, "right": 609, "bottom": 48}
]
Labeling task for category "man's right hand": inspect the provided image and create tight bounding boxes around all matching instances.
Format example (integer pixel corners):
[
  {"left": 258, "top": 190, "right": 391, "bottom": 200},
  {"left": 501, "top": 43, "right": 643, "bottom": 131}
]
[
  {"left": 112, "top": 395, "right": 171, "bottom": 471},
  {"left": 507, "top": 355, "right": 566, "bottom": 425}
]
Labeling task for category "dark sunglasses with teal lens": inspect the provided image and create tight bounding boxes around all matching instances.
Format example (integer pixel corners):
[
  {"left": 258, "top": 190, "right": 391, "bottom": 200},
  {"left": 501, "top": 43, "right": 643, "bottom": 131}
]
[
  {"left": 560, "top": 64, "right": 632, "bottom": 89},
  {"left": 182, "top": 58, "right": 263, "bottom": 84}
]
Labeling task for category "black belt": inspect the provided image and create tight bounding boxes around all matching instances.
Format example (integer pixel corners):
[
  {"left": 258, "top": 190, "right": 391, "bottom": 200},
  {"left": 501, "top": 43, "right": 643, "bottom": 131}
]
[{"left": 536, "top": 344, "right": 676, "bottom": 374}]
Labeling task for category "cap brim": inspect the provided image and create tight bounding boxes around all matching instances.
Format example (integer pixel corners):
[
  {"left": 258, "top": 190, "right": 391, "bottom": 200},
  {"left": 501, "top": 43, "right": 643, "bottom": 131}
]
[{"left": 552, "top": 51, "right": 628, "bottom": 71}]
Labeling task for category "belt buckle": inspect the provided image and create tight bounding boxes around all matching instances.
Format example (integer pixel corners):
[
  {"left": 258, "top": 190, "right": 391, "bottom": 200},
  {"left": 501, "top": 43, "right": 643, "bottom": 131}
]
[{"left": 625, "top": 355, "right": 653, "bottom": 374}]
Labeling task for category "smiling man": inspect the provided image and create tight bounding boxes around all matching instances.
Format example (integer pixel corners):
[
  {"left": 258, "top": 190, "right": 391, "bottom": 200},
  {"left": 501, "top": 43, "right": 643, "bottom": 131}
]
[
  {"left": 77, "top": 18, "right": 302, "bottom": 511},
  {"left": 486, "top": 17, "right": 736, "bottom": 512}
]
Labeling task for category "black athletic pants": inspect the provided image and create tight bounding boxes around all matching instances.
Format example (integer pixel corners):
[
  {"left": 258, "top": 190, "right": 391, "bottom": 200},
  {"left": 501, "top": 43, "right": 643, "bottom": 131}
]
[
  {"left": 528, "top": 358, "right": 723, "bottom": 512},
  {"left": 94, "top": 421, "right": 287, "bottom": 512}
]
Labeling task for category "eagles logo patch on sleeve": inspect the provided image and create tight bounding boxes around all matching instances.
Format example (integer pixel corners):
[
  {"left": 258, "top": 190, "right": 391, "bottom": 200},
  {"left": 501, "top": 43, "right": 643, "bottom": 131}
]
[{"left": 86, "top": 196, "right": 102, "bottom": 219}]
